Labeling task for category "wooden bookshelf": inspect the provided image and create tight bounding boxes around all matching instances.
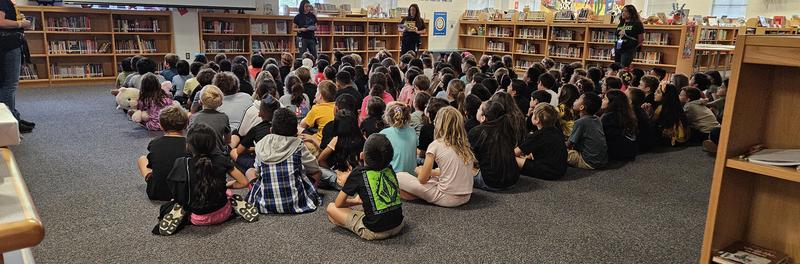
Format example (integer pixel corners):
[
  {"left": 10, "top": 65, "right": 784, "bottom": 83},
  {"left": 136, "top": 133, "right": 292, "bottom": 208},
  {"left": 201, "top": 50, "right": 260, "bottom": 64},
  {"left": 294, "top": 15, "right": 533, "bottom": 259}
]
[
  {"left": 16, "top": 6, "right": 173, "bottom": 87},
  {"left": 700, "top": 35, "right": 800, "bottom": 263},
  {"left": 199, "top": 13, "right": 428, "bottom": 63},
  {"left": 458, "top": 17, "right": 694, "bottom": 75}
]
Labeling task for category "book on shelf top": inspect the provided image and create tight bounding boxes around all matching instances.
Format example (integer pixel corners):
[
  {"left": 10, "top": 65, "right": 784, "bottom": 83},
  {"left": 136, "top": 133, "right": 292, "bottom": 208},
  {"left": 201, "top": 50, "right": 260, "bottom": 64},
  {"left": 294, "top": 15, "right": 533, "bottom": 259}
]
[{"left": 712, "top": 241, "right": 791, "bottom": 264}]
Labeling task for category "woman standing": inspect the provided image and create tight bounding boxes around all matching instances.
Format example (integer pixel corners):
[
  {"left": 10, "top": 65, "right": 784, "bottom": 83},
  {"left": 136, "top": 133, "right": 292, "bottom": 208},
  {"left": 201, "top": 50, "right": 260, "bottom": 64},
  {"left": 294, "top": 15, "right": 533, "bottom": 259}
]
[
  {"left": 614, "top": 5, "right": 644, "bottom": 68},
  {"left": 294, "top": 0, "right": 318, "bottom": 60},
  {"left": 400, "top": 4, "right": 426, "bottom": 56},
  {"left": 0, "top": 0, "right": 34, "bottom": 133}
]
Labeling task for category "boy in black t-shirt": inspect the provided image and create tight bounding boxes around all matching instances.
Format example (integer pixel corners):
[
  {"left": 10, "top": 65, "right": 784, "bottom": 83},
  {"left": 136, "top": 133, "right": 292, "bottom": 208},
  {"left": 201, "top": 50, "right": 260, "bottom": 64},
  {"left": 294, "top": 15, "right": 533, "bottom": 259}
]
[
  {"left": 326, "top": 134, "right": 404, "bottom": 240},
  {"left": 136, "top": 106, "right": 189, "bottom": 201},
  {"left": 515, "top": 103, "right": 568, "bottom": 180},
  {"left": 232, "top": 96, "right": 280, "bottom": 170}
]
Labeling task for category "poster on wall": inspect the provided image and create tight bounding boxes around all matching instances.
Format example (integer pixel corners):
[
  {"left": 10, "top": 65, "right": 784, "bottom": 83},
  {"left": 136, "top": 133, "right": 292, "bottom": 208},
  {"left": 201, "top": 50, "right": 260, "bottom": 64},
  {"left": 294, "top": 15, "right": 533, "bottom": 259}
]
[
  {"left": 571, "top": 0, "right": 624, "bottom": 15},
  {"left": 433, "top": 12, "right": 447, "bottom": 36}
]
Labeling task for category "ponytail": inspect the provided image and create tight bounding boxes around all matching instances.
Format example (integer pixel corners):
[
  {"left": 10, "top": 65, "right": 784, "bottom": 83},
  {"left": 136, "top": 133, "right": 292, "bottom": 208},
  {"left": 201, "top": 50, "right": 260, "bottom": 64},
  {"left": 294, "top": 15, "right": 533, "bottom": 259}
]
[
  {"left": 384, "top": 102, "right": 412, "bottom": 128},
  {"left": 193, "top": 155, "right": 219, "bottom": 206},
  {"left": 290, "top": 83, "right": 304, "bottom": 106}
]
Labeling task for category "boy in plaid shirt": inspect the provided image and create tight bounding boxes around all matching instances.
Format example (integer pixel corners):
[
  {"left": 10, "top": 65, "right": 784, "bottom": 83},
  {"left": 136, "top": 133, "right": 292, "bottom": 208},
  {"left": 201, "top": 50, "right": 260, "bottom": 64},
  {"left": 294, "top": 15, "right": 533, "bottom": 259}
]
[{"left": 246, "top": 108, "right": 321, "bottom": 214}]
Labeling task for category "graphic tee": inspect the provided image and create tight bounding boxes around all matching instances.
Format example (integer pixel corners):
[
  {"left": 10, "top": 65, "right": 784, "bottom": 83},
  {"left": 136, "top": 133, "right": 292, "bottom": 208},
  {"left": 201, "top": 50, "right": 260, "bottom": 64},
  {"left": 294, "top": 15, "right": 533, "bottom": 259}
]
[{"left": 342, "top": 166, "right": 404, "bottom": 232}]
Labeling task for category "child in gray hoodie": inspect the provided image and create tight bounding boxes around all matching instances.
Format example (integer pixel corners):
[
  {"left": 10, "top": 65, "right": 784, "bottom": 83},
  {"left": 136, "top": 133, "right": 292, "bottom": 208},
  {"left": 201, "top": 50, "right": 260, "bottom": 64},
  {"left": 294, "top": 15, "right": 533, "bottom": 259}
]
[{"left": 245, "top": 108, "right": 322, "bottom": 214}]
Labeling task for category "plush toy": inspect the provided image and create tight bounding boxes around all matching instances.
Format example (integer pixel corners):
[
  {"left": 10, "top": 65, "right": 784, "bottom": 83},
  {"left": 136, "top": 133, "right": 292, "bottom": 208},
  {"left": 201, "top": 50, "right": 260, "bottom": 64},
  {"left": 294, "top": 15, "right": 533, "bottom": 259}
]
[
  {"left": 161, "top": 81, "right": 173, "bottom": 97},
  {"left": 115, "top": 87, "right": 140, "bottom": 111},
  {"left": 132, "top": 100, "right": 181, "bottom": 124}
]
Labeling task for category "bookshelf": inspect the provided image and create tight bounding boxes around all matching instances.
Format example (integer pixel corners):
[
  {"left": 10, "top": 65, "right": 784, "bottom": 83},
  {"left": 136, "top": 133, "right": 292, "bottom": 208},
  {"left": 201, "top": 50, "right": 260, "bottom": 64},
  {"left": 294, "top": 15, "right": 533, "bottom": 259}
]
[
  {"left": 17, "top": 6, "right": 173, "bottom": 87},
  {"left": 700, "top": 35, "right": 800, "bottom": 263},
  {"left": 458, "top": 16, "right": 694, "bottom": 75},
  {"left": 199, "top": 13, "right": 428, "bottom": 63}
]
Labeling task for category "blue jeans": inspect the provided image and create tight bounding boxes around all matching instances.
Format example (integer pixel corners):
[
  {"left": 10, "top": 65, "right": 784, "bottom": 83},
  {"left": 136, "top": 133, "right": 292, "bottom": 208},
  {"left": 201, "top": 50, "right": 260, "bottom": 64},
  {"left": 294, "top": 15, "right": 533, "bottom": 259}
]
[
  {"left": 0, "top": 47, "right": 21, "bottom": 120},
  {"left": 473, "top": 171, "right": 505, "bottom": 192},
  {"left": 297, "top": 37, "right": 318, "bottom": 61},
  {"left": 614, "top": 47, "right": 635, "bottom": 68},
  {"left": 319, "top": 167, "right": 341, "bottom": 190}
]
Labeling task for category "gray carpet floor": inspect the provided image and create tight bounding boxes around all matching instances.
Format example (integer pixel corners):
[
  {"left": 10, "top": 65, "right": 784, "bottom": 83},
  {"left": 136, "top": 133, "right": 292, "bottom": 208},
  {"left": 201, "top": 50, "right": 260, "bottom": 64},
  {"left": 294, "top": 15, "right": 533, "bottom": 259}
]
[{"left": 11, "top": 85, "right": 713, "bottom": 263}]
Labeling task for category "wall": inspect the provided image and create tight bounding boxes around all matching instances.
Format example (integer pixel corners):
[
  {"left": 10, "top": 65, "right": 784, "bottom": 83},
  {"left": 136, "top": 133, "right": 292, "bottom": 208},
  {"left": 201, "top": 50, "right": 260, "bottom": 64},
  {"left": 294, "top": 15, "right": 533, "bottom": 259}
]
[
  {"left": 746, "top": 0, "right": 800, "bottom": 18},
  {"left": 396, "top": 0, "right": 467, "bottom": 52}
]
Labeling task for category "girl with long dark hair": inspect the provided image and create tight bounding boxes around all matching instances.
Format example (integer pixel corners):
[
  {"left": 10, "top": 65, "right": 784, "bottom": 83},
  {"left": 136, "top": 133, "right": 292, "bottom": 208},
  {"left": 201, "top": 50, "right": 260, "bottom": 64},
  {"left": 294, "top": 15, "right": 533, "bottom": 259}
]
[
  {"left": 317, "top": 110, "right": 365, "bottom": 189},
  {"left": 615, "top": 5, "right": 644, "bottom": 68},
  {"left": 157, "top": 124, "right": 256, "bottom": 236},
  {"left": 469, "top": 101, "right": 520, "bottom": 191},
  {"left": 400, "top": 4, "right": 426, "bottom": 55},
  {"left": 651, "top": 83, "right": 687, "bottom": 146},
  {"left": 601, "top": 90, "right": 638, "bottom": 160}
]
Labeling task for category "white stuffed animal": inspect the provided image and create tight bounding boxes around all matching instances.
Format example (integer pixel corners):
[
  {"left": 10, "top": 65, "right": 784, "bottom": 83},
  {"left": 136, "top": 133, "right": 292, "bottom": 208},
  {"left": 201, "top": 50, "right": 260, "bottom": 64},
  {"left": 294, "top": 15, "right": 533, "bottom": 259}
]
[{"left": 115, "top": 87, "right": 140, "bottom": 111}]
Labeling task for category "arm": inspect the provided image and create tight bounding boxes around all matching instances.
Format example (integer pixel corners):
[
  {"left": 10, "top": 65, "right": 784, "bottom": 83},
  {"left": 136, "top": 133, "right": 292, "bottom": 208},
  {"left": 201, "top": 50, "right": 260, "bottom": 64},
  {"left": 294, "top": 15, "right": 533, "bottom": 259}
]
[
  {"left": 414, "top": 153, "right": 435, "bottom": 184},
  {"left": 317, "top": 136, "right": 337, "bottom": 168},
  {"left": 334, "top": 191, "right": 362, "bottom": 208},
  {"left": 514, "top": 147, "right": 523, "bottom": 157},
  {"left": 0, "top": 11, "right": 29, "bottom": 29},
  {"left": 636, "top": 33, "right": 644, "bottom": 49},
  {"left": 226, "top": 167, "right": 250, "bottom": 189}
]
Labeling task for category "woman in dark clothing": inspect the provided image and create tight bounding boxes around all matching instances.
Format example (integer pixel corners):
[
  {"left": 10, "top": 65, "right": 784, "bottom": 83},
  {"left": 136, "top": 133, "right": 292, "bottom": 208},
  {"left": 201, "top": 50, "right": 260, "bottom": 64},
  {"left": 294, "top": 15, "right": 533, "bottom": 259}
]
[
  {"left": 399, "top": 4, "right": 426, "bottom": 55},
  {"left": 614, "top": 5, "right": 644, "bottom": 68}
]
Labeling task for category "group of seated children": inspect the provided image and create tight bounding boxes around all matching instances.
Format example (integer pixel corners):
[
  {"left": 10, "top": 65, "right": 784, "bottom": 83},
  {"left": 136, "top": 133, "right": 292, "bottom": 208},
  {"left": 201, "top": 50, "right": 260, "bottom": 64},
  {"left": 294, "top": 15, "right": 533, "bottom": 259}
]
[{"left": 128, "top": 49, "right": 725, "bottom": 240}]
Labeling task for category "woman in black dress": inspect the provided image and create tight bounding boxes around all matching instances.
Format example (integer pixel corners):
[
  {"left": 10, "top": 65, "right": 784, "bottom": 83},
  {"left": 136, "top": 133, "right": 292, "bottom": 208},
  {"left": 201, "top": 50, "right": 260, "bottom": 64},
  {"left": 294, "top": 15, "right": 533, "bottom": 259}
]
[
  {"left": 400, "top": 4, "right": 426, "bottom": 56},
  {"left": 614, "top": 5, "right": 644, "bottom": 68}
]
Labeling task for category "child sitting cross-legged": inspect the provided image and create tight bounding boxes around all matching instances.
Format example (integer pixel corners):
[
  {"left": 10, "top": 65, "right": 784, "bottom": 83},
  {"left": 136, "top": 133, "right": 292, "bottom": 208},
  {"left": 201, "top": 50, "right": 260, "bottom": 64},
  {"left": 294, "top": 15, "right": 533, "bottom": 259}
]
[
  {"left": 515, "top": 103, "right": 568, "bottom": 180},
  {"left": 246, "top": 108, "right": 322, "bottom": 214},
  {"left": 398, "top": 107, "right": 476, "bottom": 207},
  {"left": 137, "top": 106, "right": 189, "bottom": 201},
  {"left": 469, "top": 100, "right": 520, "bottom": 191},
  {"left": 567, "top": 93, "right": 608, "bottom": 170},
  {"left": 134, "top": 73, "right": 175, "bottom": 131},
  {"left": 155, "top": 124, "right": 257, "bottom": 236},
  {"left": 326, "top": 134, "right": 404, "bottom": 240},
  {"left": 317, "top": 109, "right": 365, "bottom": 190},
  {"left": 230, "top": 95, "right": 280, "bottom": 171}
]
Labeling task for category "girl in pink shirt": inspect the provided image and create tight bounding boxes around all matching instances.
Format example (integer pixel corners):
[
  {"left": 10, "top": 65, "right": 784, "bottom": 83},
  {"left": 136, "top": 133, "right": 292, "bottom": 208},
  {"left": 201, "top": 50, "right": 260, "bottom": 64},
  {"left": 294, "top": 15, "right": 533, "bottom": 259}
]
[{"left": 360, "top": 72, "right": 395, "bottom": 122}]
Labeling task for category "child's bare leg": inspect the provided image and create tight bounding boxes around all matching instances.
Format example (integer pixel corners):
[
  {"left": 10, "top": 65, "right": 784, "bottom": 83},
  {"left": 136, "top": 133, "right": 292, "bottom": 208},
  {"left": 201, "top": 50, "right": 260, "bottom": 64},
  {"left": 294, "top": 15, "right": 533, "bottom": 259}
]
[
  {"left": 229, "top": 134, "right": 240, "bottom": 150},
  {"left": 326, "top": 203, "right": 352, "bottom": 227},
  {"left": 245, "top": 168, "right": 257, "bottom": 182},
  {"left": 137, "top": 155, "right": 152, "bottom": 179},
  {"left": 515, "top": 156, "right": 527, "bottom": 168},
  {"left": 400, "top": 190, "right": 419, "bottom": 201}
]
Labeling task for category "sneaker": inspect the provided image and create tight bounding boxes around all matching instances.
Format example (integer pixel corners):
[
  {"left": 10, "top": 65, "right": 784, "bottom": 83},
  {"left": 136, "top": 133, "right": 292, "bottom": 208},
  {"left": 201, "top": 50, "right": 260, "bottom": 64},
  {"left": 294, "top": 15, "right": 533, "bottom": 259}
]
[
  {"left": 19, "top": 119, "right": 35, "bottom": 128},
  {"left": 19, "top": 123, "right": 32, "bottom": 134},
  {"left": 158, "top": 203, "right": 186, "bottom": 236},
  {"left": 230, "top": 194, "right": 258, "bottom": 222},
  {"left": 703, "top": 140, "right": 718, "bottom": 153}
]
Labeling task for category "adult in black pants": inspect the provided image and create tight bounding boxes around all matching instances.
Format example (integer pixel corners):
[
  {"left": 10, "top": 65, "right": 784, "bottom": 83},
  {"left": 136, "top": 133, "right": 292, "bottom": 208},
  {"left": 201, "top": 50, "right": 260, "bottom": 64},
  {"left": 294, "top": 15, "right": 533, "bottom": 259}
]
[
  {"left": 294, "top": 0, "right": 318, "bottom": 60},
  {"left": 400, "top": 4, "right": 426, "bottom": 56},
  {"left": 0, "top": 0, "right": 35, "bottom": 133},
  {"left": 614, "top": 5, "right": 644, "bottom": 68}
]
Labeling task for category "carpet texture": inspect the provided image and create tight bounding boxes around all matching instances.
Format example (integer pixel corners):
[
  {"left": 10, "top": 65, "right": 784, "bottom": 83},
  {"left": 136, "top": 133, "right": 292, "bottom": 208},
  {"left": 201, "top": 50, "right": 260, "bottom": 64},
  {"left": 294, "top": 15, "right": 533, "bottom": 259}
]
[{"left": 11, "top": 85, "right": 714, "bottom": 263}]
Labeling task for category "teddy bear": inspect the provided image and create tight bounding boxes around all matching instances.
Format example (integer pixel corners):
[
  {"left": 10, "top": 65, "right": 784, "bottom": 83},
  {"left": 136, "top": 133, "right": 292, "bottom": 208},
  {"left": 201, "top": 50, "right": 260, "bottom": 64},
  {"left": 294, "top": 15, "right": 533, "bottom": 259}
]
[{"left": 115, "top": 87, "right": 140, "bottom": 111}]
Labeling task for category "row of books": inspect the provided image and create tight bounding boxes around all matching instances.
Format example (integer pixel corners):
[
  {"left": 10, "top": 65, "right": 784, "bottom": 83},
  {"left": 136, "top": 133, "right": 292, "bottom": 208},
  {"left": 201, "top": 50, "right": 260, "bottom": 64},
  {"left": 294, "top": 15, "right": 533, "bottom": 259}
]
[
  {"left": 487, "top": 27, "right": 513, "bottom": 37},
  {"left": 548, "top": 44, "right": 582, "bottom": 58},
  {"left": 554, "top": 10, "right": 575, "bottom": 21},
  {"left": 643, "top": 32, "right": 671, "bottom": 46},
  {"left": 590, "top": 30, "right": 616, "bottom": 43},
  {"left": 51, "top": 64, "right": 104, "bottom": 79},
  {"left": 699, "top": 29, "right": 731, "bottom": 41},
  {"left": 251, "top": 21, "right": 288, "bottom": 35},
  {"left": 333, "top": 38, "right": 360, "bottom": 51},
  {"left": 518, "top": 11, "right": 546, "bottom": 21},
  {"left": 24, "top": 16, "right": 38, "bottom": 31},
  {"left": 518, "top": 28, "right": 545, "bottom": 39},
  {"left": 204, "top": 40, "right": 246, "bottom": 53},
  {"left": 251, "top": 40, "right": 289, "bottom": 52},
  {"left": 335, "top": 25, "right": 365, "bottom": 34},
  {"left": 589, "top": 47, "right": 614, "bottom": 60},
  {"left": 368, "top": 24, "right": 389, "bottom": 35},
  {"left": 369, "top": 39, "right": 387, "bottom": 50},
  {"left": 203, "top": 20, "right": 235, "bottom": 34},
  {"left": 632, "top": 51, "right": 663, "bottom": 64},
  {"left": 487, "top": 41, "right": 508, "bottom": 52},
  {"left": 116, "top": 38, "right": 157, "bottom": 54},
  {"left": 516, "top": 42, "right": 541, "bottom": 54},
  {"left": 712, "top": 241, "right": 791, "bottom": 264},
  {"left": 552, "top": 29, "right": 578, "bottom": 41},
  {"left": 46, "top": 16, "right": 92, "bottom": 32},
  {"left": 462, "top": 10, "right": 483, "bottom": 20},
  {"left": 114, "top": 19, "right": 161, "bottom": 33},
  {"left": 316, "top": 25, "right": 332, "bottom": 35},
  {"left": 20, "top": 64, "right": 39, "bottom": 80},
  {"left": 515, "top": 59, "right": 535, "bottom": 69},
  {"left": 48, "top": 40, "right": 110, "bottom": 54}
]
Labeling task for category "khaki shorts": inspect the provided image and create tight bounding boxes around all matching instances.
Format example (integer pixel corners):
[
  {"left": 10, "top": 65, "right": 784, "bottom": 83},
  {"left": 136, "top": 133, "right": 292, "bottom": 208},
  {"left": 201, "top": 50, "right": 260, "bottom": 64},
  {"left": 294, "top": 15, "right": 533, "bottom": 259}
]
[
  {"left": 304, "top": 141, "right": 321, "bottom": 157},
  {"left": 567, "top": 150, "right": 595, "bottom": 170},
  {"left": 345, "top": 210, "right": 404, "bottom": 240}
]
